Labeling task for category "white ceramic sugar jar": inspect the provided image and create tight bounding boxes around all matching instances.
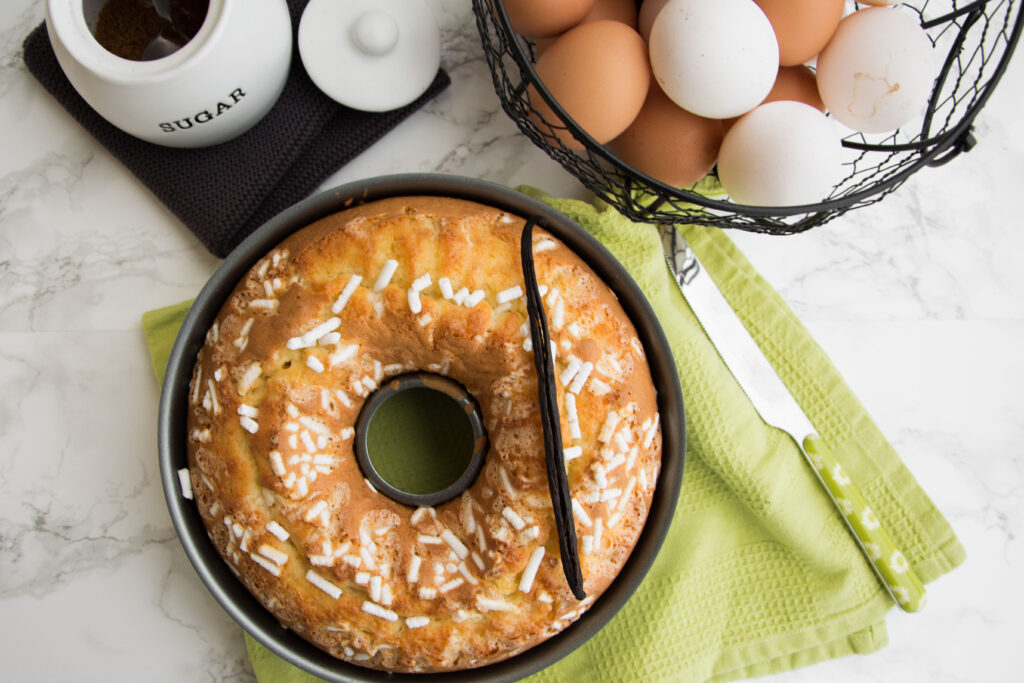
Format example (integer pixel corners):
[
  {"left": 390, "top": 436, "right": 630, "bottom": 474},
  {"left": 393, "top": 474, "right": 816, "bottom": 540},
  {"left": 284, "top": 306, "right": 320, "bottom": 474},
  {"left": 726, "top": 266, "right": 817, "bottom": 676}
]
[{"left": 45, "top": 0, "right": 293, "bottom": 148}]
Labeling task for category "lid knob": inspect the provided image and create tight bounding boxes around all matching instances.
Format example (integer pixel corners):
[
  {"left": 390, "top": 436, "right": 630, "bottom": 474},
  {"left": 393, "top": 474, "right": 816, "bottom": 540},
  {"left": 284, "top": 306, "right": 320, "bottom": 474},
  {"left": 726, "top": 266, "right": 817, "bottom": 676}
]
[
  {"left": 298, "top": 0, "right": 441, "bottom": 112},
  {"left": 351, "top": 11, "right": 399, "bottom": 57}
]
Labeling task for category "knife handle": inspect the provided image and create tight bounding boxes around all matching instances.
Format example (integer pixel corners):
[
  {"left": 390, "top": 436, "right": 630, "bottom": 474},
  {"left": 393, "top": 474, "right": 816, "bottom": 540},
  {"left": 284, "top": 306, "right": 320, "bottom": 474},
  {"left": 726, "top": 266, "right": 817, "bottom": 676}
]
[{"left": 802, "top": 436, "right": 927, "bottom": 613}]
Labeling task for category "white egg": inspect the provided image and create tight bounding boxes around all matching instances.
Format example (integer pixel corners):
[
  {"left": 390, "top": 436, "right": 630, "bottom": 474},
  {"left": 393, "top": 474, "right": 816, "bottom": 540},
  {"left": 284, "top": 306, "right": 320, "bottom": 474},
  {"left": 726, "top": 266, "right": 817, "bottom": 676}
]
[
  {"left": 816, "top": 8, "right": 934, "bottom": 134},
  {"left": 717, "top": 101, "right": 842, "bottom": 207},
  {"left": 648, "top": 0, "right": 778, "bottom": 119}
]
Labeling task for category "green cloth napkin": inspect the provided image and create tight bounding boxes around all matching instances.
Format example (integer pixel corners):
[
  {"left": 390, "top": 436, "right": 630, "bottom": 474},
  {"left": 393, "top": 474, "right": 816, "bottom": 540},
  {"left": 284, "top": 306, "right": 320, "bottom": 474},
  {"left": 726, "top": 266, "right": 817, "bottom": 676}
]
[{"left": 144, "top": 190, "right": 964, "bottom": 682}]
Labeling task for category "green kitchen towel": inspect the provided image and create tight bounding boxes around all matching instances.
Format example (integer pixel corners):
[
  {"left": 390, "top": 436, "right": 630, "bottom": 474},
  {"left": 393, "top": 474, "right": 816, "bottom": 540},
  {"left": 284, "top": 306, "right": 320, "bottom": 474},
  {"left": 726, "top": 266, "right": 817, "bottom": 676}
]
[{"left": 144, "top": 190, "right": 964, "bottom": 682}]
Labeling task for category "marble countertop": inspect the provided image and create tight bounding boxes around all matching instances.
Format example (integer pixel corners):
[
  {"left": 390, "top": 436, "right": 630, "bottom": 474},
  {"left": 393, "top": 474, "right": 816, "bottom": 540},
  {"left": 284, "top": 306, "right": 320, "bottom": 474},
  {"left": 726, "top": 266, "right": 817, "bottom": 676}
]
[{"left": 2, "top": 1, "right": 1021, "bottom": 681}]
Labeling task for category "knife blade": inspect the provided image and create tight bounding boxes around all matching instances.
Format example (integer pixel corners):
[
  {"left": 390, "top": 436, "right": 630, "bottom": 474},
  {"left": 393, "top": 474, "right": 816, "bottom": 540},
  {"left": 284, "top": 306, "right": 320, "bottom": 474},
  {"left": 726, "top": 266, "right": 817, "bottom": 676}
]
[{"left": 662, "top": 227, "right": 926, "bottom": 613}]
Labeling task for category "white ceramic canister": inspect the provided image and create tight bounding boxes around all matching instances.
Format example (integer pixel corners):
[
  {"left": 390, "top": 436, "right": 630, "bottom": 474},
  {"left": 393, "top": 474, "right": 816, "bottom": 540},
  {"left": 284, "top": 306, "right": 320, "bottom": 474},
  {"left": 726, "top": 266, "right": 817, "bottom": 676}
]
[{"left": 46, "top": 0, "right": 293, "bottom": 148}]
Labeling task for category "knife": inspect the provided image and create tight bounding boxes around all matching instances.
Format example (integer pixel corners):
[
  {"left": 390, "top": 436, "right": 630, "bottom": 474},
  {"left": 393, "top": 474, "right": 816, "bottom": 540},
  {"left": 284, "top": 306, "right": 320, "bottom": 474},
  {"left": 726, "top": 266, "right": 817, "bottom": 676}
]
[{"left": 662, "top": 227, "right": 926, "bottom": 613}]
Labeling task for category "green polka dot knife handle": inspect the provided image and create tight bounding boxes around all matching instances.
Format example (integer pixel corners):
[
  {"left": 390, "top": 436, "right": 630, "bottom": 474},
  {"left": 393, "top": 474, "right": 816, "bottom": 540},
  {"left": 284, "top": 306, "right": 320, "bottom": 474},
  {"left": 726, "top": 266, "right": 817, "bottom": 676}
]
[
  {"left": 803, "top": 436, "right": 926, "bottom": 612},
  {"left": 665, "top": 229, "right": 926, "bottom": 614}
]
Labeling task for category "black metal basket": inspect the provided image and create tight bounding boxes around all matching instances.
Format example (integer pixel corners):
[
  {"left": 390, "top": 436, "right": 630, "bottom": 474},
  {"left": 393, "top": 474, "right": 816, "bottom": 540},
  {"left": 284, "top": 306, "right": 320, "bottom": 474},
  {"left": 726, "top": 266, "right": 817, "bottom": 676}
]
[{"left": 474, "top": 0, "right": 1023, "bottom": 234}]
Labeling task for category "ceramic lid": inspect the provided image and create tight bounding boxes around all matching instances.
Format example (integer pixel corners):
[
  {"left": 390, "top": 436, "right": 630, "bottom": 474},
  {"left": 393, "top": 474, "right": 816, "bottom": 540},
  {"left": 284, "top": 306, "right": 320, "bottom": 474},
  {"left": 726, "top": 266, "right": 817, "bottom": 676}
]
[{"left": 298, "top": 0, "right": 442, "bottom": 112}]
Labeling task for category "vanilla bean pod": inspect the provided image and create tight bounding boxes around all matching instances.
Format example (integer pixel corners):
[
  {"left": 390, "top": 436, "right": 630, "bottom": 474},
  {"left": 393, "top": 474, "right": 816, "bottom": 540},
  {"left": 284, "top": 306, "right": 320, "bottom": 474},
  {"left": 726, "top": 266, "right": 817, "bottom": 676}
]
[{"left": 521, "top": 217, "right": 585, "bottom": 600}]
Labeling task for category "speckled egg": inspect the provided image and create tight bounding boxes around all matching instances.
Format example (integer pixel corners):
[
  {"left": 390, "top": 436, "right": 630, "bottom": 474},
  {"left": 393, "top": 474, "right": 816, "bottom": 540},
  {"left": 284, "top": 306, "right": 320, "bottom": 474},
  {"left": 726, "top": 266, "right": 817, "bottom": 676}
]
[
  {"left": 649, "top": 0, "right": 779, "bottom": 119},
  {"left": 816, "top": 7, "right": 935, "bottom": 133}
]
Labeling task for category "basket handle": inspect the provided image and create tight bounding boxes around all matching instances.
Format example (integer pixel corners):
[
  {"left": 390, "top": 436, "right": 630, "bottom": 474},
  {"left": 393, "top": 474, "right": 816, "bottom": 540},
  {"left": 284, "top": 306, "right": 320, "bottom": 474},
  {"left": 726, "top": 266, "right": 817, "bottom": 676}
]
[{"left": 926, "top": 127, "right": 978, "bottom": 167}]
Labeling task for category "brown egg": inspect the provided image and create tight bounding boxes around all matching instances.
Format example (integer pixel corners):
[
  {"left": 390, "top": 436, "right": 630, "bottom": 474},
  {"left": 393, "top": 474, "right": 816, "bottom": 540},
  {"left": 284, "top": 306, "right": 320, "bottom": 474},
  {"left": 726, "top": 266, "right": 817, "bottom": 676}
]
[
  {"left": 503, "top": 0, "right": 597, "bottom": 38},
  {"left": 723, "top": 65, "right": 825, "bottom": 130},
  {"left": 754, "top": 0, "right": 845, "bottom": 66},
  {"left": 532, "top": 36, "right": 556, "bottom": 56},
  {"left": 529, "top": 21, "right": 650, "bottom": 150},
  {"left": 534, "top": 0, "right": 637, "bottom": 54},
  {"left": 579, "top": 0, "right": 638, "bottom": 28},
  {"left": 610, "top": 84, "right": 723, "bottom": 188},
  {"left": 766, "top": 65, "right": 825, "bottom": 111}
]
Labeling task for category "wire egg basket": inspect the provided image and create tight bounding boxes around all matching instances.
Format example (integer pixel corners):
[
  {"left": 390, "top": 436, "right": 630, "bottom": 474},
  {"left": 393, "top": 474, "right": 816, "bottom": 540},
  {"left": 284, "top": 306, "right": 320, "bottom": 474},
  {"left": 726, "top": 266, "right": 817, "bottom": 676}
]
[{"left": 473, "top": 0, "right": 1023, "bottom": 234}]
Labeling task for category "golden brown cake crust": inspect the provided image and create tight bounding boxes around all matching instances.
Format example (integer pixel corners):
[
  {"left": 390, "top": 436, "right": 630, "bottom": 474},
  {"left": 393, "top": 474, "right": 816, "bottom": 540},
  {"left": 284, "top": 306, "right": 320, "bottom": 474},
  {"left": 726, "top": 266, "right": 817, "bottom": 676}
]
[{"left": 184, "top": 196, "right": 662, "bottom": 672}]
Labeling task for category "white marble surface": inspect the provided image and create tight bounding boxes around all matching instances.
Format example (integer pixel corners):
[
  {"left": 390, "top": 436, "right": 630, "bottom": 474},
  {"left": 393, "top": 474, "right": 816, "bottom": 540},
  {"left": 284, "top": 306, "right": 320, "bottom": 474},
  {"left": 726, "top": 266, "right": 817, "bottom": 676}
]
[{"left": 1, "top": 1, "right": 1022, "bottom": 681}]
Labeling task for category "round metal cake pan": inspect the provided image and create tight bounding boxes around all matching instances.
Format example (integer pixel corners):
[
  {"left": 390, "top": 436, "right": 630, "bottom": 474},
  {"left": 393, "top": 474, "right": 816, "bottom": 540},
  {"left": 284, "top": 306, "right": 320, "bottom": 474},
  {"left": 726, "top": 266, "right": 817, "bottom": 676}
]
[{"left": 158, "top": 173, "right": 686, "bottom": 682}]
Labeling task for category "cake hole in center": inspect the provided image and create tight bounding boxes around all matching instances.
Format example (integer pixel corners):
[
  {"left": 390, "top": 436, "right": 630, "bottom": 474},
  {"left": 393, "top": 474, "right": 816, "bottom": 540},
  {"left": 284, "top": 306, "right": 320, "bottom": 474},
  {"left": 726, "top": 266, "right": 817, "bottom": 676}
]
[{"left": 355, "top": 374, "right": 487, "bottom": 506}]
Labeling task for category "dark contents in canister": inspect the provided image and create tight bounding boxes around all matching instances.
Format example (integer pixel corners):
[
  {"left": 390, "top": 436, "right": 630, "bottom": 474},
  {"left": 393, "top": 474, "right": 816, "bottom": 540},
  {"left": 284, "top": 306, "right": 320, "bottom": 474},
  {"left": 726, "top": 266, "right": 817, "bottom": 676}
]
[{"left": 92, "top": 0, "right": 210, "bottom": 61}]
